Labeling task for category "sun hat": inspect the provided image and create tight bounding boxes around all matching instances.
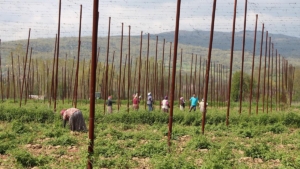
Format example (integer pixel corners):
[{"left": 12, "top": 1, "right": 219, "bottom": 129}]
[{"left": 60, "top": 109, "right": 66, "bottom": 116}]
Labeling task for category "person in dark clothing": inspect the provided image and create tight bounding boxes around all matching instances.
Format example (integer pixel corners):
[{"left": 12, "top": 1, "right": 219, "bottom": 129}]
[{"left": 106, "top": 95, "right": 114, "bottom": 114}]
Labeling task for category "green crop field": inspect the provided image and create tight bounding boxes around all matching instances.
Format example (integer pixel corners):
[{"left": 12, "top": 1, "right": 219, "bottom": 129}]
[{"left": 0, "top": 100, "right": 299, "bottom": 168}]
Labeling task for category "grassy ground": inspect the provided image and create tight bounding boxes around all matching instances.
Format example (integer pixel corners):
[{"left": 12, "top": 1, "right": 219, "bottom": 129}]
[{"left": 0, "top": 99, "right": 299, "bottom": 168}]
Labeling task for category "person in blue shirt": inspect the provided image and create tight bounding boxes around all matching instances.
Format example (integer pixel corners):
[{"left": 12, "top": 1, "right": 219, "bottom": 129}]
[{"left": 189, "top": 94, "right": 199, "bottom": 112}]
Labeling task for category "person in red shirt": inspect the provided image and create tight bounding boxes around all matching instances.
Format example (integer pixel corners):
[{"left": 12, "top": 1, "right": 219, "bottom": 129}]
[
  {"left": 60, "top": 108, "right": 87, "bottom": 131},
  {"left": 132, "top": 94, "right": 139, "bottom": 110}
]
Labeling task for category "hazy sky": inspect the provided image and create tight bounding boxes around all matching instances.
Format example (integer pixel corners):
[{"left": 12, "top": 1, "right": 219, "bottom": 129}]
[{"left": 0, "top": 0, "right": 299, "bottom": 41}]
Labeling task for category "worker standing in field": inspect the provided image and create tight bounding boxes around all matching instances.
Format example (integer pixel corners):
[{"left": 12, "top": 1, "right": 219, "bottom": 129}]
[
  {"left": 189, "top": 94, "right": 199, "bottom": 112},
  {"left": 132, "top": 94, "right": 140, "bottom": 110},
  {"left": 161, "top": 96, "right": 170, "bottom": 113},
  {"left": 198, "top": 98, "right": 208, "bottom": 113},
  {"left": 60, "top": 108, "right": 87, "bottom": 132},
  {"left": 147, "top": 92, "right": 153, "bottom": 111},
  {"left": 179, "top": 97, "right": 185, "bottom": 110},
  {"left": 106, "top": 95, "right": 114, "bottom": 114}
]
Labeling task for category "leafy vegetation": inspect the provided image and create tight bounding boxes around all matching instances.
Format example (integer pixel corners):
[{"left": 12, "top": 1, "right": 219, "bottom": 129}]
[{"left": 0, "top": 100, "right": 299, "bottom": 168}]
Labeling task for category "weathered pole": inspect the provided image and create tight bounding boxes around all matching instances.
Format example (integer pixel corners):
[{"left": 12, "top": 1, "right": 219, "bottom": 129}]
[
  {"left": 118, "top": 23, "right": 124, "bottom": 111},
  {"left": 216, "top": 63, "right": 219, "bottom": 107},
  {"left": 17, "top": 55, "right": 21, "bottom": 99},
  {"left": 122, "top": 54, "right": 127, "bottom": 99},
  {"left": 69, "top": 56, "right": 75, "bottom": 100},
  {"left": 81, "top": 59, "right": 86, "bottom": 100},
  {"left": 238, "top": 0, "right": 247, "bottom": 114},
  {"left": 179, "top": 48, "right": 183, "bottom": 99},
  {"left": 168, "top": 42, "right": 172, "bottom": 93},
  {"left": 267, "top": 37, "right": 271, "bottom": 113},
  {"left": 161, "top": 39, "right": 165, "bottom": 98},
  {"left": 104, "top": 17, "right": 111, "bottom": 114},
  {"left": 62, "top": 53, "right": 68, "bottom": 104},
  {"left": 220, "top": 64, "right": 223, "bottom": 106},
  {"left": 189, "top": 53, "right": 193, "bottom": 97},
  {"left": 127, "top": 26, "right": 131, "bottom": 112},
  {"left": 73, "top": 4, "right": 82, "bottom": 108},
  {"left": 214, "top": 62, "right": 216, "bottom": 106},
  {"left": 285, "top": 60, "right": 288, "bottom": 97},
  {"left": 49, "top": 34, "right": 57, "bottom": 106},
  {"left": 25, "top": 48, "right": 33, "bottom": 105},
  {"left": 109, "top": 51, "right": 115, "bottom": 97},
  {"left": 133, "top": 58, "right": 137, "bottom": 92},
  {"left": 278, "top": 54, "right": 281, "bottom": 110},
  {"left": 87, "top": 0, "right": 98, "bottom": 168},
  {"left": 145, "top": 33, "right": 150, "bottom": 109},
  {"left": 198, "top": 56, "right": 202, "bottom": 98},
  {"left": 138, "top": 31, "right": 143, "bottom": 101},
  {"left": 275, "top": 49, "right": 278, "bottom": 110},
  {"left": 63, "top": 54, "right": 67, "bottom": 104},
  {"left": 211, "top": 62, "right": 214, "bottom": 106},
  {"left": 202, "top": 0, "right": 217, "bottom": 134},
  {"left": 54, "top": 0, "right": 61, "bottom": 112},
  {"left": 45, "top": 62, "right": 48, "bottom": 104},
  {"left": 7, "top": 69, "right": 10, "bottom": 99},
  {"left": 290, "top": 66, "right": 295, "bottom": 107},
  {"left": 271, "top": 43, "right": 274, "bottom": 112},
  {"left": 262, "top": 31, "right": 268, "bottom": 113},
  {"left": 226, "top": 0, "right": 237, "bottom": 126},
  {"left": 36, "top": 60, "right": 39, "bottom": 97},
  {"left": 154, "top": 36, "right": 158, "bottom": 99},
  {"left": 168, "top": 0, "right": 181, "bottom": 149},
  {"left": 0, "top": 39, "right": 2, "bottom": 101},
  {"left": 249, "top": 14, "right": 258, "bottom": 115},
  {"left": 194, "top": 55, "right": 197, "bottom": 95},
  {"left": 11, "top": 52, "right": 16, "bottom": 102},
  {"left": 20, "top": 28, "right": 31, "bottom": 107},
  {"left": 255, "top": 24, "right": 264, "bottom": 115},
  {"left": 185, "top": 73, "right": 188, "bottom": 100}
]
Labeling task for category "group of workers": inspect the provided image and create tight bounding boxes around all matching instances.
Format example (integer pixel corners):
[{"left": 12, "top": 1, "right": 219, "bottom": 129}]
[
  {"left": 60, "top": 93, "right": 206, "bottom": 132},
  {"left": 106, "top": 92, "right": 207, "bottom": 114}
]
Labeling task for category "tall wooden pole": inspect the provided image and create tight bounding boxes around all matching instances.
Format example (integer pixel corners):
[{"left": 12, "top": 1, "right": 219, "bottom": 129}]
[
  {"left": 11, "top": 52, "right": 16, "bottom": 102},
  {"left": 255, "top": 24, "right": 264, "bottom": 114},
  {"left": 267, "top": 37, "right": 271, "bottom": 113},
  {"left": 202, "top": 0, "right": 217, "bottom": 134},
  {"left": 262, "top": 31, "right": 268, "bottom": 113},
  {"left": 138, "top": 31, "right": 143, "bottom": 101},
  {"left": 118, "top": 23, "right": 124, "bottom": 111},
  {"left": 226, "top": 0, "right": 237, "bottom": 126},
  {"left": 0, "top": 39, "right": 3, "bottom": 101},
  {"left": 104, "top": 17, "right": 111, "bottom": 114},
  {"left": 73, "top": 4, "right": 82, "bottom": 108},
  {"left": 20, "top": 28, "right": 31, "bottom": 107},
  {"left": 87, "top": 0, "right": 98, "bottom": 168},
  {"left": 161, "top": 39, "right": 165, "bottom": 98},
  {"left": 54, "top": 0, "right": 61, "bottom": 112},
  {"left": 238, "top": 0, "right": 248, "bottom": 114},
  {"left": 127, "top": 26, "right": 131, "bottom": 112},
  {"left": 145, "top": 33, "right": 150, "bottom": 109},
  {"left": 249, "top": 14, "right": 258, "bottom": 115},
  {"left": 168, "top": 0, "right": 181, "bottom": 149}
]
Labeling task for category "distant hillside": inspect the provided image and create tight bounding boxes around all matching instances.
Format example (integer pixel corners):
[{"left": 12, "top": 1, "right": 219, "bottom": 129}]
[
  {"left": 1, "top": 30, "right": 299, "bottom": 74},
  {"left": 152, "top": 30, "right": 300, "bottom": 58}
]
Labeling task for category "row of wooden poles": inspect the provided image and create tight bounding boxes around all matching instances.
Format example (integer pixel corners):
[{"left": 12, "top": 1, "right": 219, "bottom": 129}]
[
  {"left": 0, "top": 35, "right": 295, "bottom": 113},
  {"left": 0, "top": 22, "right": 295, "bottom": 114},
  {"left": 0, "top": 0, "right": 296, "bottom": 168}
]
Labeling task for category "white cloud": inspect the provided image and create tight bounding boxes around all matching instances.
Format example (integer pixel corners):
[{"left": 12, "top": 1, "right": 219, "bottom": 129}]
[{"left": 0, "top": 0, "right": 299, "bottom": 42}]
